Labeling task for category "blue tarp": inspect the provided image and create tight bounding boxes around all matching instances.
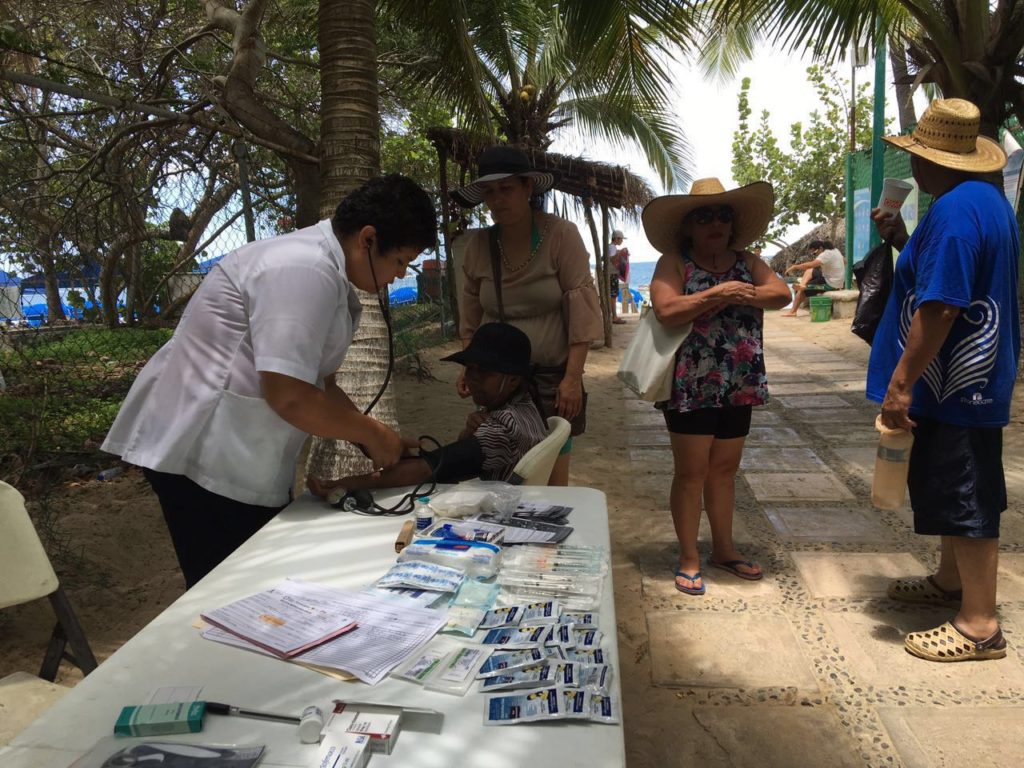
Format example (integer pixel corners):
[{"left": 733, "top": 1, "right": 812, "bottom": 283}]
[
  {"left": 0, "top": 270, "right": 21, "bottom": 286},
  {"left": 388, "top": 286, "right": 417, "bottom": 305},
  {"left": 194, "top": 254, "right": 226, "bottom": 273}
]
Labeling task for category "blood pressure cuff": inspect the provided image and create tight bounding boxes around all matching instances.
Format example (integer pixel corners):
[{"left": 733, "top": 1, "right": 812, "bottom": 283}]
[{"left": 420, "top": 437, "right": 486, "bottom": 483}]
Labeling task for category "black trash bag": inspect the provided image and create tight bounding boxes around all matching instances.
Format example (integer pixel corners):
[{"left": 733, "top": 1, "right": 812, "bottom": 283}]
[{"left": 851, "top": 240, "right": 894, "bottom": 345}]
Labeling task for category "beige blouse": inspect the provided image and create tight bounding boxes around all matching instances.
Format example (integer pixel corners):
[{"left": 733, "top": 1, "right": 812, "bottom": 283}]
[{"left": 460, "top": 212, "right": 603, "bottom": 367}]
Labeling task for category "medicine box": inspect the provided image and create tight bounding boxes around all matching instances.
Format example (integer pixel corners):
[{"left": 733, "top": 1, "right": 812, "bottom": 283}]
[
  {"left": 113, "top": 701, "right": 206, "bottom": 736},
  {"left": 328, "top": 703, "right": 402, "bottom": 755},
  {"left": 315, "top": 731, "right": 370, "bottom": 768}
]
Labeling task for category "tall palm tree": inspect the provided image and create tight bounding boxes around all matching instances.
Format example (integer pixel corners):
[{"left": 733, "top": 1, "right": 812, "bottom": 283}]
[
  {"left": 380, "top": 0, "right": 699, "bottom": 190},
  {"left": 306, "top": 0, "right": 401, "bottom": 481}
]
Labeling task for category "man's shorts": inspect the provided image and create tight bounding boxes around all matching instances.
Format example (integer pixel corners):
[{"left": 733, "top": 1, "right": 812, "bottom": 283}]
[
  {"left": 662, "top": 405, "right": 752, "bottom": 439},
  {"left": 908, "top": 416, "right": 1006, "bottom": 538},
  {"left": 609, "top": 274, "right": 619, "bottom": 298}
]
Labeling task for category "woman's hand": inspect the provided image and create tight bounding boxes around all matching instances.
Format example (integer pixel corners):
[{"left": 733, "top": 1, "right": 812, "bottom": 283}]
[
  {"left": 307, "top": 474, "right": 348, "bottom": 498},
  {"left": 555, "top": 373, "right": 583, "bottom": 421},
  {"left": 460, "top": 409, "right": 487, "bottom": 439},
  {"left": 456, "top": 369, "right": 471, "bottom": 398},
  {"left": 363, "top": 421, "right": 405, "bottom": 469},
  {"left": 715, "top": 280, "right": 756, "bottom": 304}
]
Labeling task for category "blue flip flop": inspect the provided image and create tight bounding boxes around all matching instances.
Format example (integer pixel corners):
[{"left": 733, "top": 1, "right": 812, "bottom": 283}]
[
  {"left": 708, "top": 558, "right": 763, "bottom": 581},
  {"left": 673, "top": 568, "right": 705, "bottom": 595}
]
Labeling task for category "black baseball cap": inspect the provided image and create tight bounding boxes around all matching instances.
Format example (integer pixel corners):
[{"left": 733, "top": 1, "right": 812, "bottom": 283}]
[{"left": 441, "top": 322, "right": 533, "bottom": 377}]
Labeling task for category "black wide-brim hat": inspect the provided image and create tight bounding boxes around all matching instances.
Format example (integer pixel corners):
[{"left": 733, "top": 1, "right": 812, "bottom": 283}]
[
  {"left": 451, "top": 146, "right": 562, "bottom": 208},
  {"left": 441, "top": 322, "right": 533, "bottom": 377}
]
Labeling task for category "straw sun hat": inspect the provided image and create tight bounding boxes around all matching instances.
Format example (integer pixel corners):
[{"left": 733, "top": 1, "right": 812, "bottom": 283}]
[
  {"left": 641, "top": 178, "right": 774, "bottom": 254},
  {"left": 452, "top": 146, "right": 562, "bottom": 207},
  {"left": 883, "top": 98, "right": 1006, "bottom": 172}
]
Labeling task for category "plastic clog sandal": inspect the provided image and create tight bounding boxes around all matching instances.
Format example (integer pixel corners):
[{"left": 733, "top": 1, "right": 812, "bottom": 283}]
[{"left": 904, "top": 621, "right": 1007, "bottom": 662}]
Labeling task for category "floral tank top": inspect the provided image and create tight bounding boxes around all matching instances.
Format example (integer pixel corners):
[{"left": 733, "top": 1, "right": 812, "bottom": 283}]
[{"left": 660, "top": 254, "right": 769, "bottom": 412}]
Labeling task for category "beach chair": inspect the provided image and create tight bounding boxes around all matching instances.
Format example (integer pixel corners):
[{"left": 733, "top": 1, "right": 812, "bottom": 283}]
[
  {"left": 0, "top": 481, "right": 98, "bottom": 681},
  {"left": 508, "top": 416, "right": 571, "bottom": 486}
]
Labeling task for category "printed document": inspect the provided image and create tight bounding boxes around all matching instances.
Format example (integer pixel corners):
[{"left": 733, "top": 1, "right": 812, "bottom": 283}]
[
  {"left": 201, "top": 580, "right": 357, "bottom": 658},
  {"left": 202, "top": 580, "right": 447, "bottom": 684}
]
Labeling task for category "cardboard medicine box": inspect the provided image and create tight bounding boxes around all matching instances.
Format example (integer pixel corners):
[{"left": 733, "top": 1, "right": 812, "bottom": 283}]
[{"left": 328, "top": 702, "right": 402, "bottom": 755}]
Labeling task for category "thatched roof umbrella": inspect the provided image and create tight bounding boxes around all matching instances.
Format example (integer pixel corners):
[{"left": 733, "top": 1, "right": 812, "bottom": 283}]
[
  {"left": 426, "top": 127, "right": 657, "bottom": 345},
  {"left": 770, "top": 217, "right": 845, "bottom": 273}
]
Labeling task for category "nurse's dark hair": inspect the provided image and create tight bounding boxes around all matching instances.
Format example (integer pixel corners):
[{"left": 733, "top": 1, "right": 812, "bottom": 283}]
[{"left": 332, "top": 174, "right": 436, "bottom": 254}]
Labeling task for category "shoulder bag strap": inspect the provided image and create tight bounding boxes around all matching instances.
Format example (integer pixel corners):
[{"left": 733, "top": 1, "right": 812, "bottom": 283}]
[{"left": 488, "top": 224, "right": 506, "bottom": 322}]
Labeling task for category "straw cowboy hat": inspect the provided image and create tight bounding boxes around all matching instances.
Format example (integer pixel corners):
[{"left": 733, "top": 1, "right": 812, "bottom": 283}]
[
  {"left": 642, "top": 178, "right": 774, "bottom": 253},
  {"left": 452, "top": 146, "right": 562, "bottom": 207},
  {"left": 883, "top": 98, "right": 1006, "bottom": 173}
]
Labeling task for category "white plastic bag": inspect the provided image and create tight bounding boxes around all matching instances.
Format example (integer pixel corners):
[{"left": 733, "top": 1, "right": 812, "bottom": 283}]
[{"left": 616, "top": 305, "right": 691, "bottom": 402}]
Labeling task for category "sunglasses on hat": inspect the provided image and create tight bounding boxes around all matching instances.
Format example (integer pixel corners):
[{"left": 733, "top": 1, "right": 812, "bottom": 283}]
[{"left": 692, "top": 206, "right": 735, "bottom": 225}]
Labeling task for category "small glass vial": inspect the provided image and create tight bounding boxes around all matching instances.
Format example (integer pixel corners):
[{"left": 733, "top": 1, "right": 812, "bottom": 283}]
[
  {"left": 872, "top": 415, "right": 914, "bottom": 510},
  {"left": 414, "top": 496, "right": 434, "bottom": 532}
]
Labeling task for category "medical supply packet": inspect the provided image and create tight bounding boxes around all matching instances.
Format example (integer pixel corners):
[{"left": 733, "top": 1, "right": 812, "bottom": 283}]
[
  {"left": 443, "top": 578, "right": 500, "bottom": 636},
  {"left": 376, "top": 560, "right": 464, "bottom": 593},
  {"left": 361, "top": 586, "right": 445, "bottom": 608},
  {"left": 481, "top": 625, "right": 548, "bottom": 648},
  {"left": 478, "top": 661, "right": 582, "bottom": 692},
  {"left": 501, "top": 545, "right": 608, "bottom": 576},
  {"left": 566, "top": 648, "right": 606, "bottom": 664},
  {"left": 423, "top": 644, "right": 490, "bottom": 695},
  {"left": 521, "top": 600, "right": 560, "bottom": 624},
  {"left": 476, "top": 647, "right": 550, "bottom": 678},
  {"left": 398, "top": 538, "right": 501, "bottom": 579},
  {"left": 580, "top": 663, "right": 613, "bottom": 692},
  {"left": 483, "top": 686, "right": 590, "bottom": 725},
  {"left": 573, "top": 628, "right": 603, "bottom": 648},
  {"left": 480, "top": 605, "right": 524, "bottom": 629},
  {"left": 543, "top": 623, "right": 575, "bottom": 650},
  {"left": 588, "top": 692, "right": 622, "bottom": 724},
  {"left": 426, "top": 518, "right": 507, "bottom": 546},
  {"left": 560, "top": 611, "right": 598, "bottom": 628}
]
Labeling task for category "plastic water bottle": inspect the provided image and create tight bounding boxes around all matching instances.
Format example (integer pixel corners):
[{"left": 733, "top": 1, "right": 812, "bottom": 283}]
[
  {"left": 414, "top": 496, "right": 434, "bottom": 532},
  {"left": 97, "top": 466, "right": 124, "bottom": 481},
  {"left": 872, "top": 415, "right": 914, "bottom": 510}
]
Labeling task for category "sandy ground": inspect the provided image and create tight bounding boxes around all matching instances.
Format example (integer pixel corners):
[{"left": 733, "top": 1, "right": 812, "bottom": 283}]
[{"left": 3, "top": 309, "right": 1021, "bottom": 764}]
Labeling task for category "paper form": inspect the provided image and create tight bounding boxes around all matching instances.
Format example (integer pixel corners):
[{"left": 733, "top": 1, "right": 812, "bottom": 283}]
[
  {"left": 201, "top": 581, "right": 357, "bottom": 658},
  {"left": 202, "top": 580, "right": 447, "bottom": 684}
]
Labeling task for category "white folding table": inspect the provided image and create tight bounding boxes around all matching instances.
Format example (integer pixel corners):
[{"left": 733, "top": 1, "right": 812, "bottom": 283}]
[{"left": 0, "top": 486, "right": 624, "bottom": 767}]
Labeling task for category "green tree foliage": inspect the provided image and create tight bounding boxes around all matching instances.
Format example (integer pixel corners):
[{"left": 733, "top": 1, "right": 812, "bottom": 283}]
[{"left": 731, "top": 66, "right": 877, "bottom": 245}]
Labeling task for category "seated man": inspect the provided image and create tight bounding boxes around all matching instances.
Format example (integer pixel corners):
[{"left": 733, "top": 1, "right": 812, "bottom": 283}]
[
  {"left": 312, "top": 323, "right": 548, "bottom": 493},
  {"left": 781, "top": 239, "right": 846, "bottom": 317}
]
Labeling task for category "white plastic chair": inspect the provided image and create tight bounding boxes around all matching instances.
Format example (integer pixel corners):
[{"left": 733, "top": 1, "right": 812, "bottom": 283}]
[
  {"left": 0, "top": 481, "right": 98, "bottom": 681},
  {"left": 508, "top": 416, "right": 571, "bottom": 486}
]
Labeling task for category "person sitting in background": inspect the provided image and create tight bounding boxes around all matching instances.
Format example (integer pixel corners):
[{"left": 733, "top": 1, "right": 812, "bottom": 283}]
[
  {"left": 780, "top": 239, "right": 845, "bottom": 317},
  {"left": 310, "top": 323, "right": 548, "bottom": 493}
]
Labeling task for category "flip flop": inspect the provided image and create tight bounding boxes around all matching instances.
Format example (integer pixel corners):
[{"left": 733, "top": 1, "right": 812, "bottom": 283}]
[
  {"left": 673, "top": 568, "right": 705, "bottom": 595},
  {"left": 904, "top": 621, "right": 1007, "bottom": 662},
  {"left": 612, "top": 318, "right": 627, "bottom": 324},
  {"left": 708, "top": 558, "right": 763, "bottom": 581}
]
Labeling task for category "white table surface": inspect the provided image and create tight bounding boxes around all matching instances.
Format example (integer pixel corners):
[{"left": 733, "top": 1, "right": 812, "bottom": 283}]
[{"left": 1, "top": 486, "right": 623, "bottom": 767}]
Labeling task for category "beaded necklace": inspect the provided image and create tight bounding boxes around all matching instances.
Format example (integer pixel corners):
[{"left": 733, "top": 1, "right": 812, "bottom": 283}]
[{"left": 497, "top": 215, "right": 549, "bottom": 274}]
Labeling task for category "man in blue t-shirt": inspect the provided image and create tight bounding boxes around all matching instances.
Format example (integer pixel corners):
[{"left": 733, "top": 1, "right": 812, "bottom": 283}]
[{"left": 867, "top": 98, "right": 1020, "bottom": 663}]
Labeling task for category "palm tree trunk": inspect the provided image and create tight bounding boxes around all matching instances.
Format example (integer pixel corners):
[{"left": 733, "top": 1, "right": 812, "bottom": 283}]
[
  {"left": 306, "top": 0, "right": 399, "bottom": 481},
  {"left": 888, "top": 43, "right": 916, "bottom": 132}
]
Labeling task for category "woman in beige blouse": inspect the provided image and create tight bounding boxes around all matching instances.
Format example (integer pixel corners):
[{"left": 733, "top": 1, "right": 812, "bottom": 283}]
[{"left": 453, "top": 146, "right": 603, "bottom": 485}]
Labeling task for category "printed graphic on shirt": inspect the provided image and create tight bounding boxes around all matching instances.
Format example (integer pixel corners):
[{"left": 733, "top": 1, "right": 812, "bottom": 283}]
[{"left": 898, "top": 292, "right": 999, "bottom": 404}]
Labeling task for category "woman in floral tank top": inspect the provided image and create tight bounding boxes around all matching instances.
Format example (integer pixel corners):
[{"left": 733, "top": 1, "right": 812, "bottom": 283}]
[{"left": 643, "top": 178, "right": 790, "bottom": 596}]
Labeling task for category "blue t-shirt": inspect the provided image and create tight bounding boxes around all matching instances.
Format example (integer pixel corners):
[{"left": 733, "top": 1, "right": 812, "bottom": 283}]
[{"left": 866, "top": 180, "right": 1020, "bottom": 427}]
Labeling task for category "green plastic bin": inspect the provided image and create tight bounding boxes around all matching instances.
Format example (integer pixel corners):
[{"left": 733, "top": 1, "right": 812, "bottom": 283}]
[{"left": 809, "top": 294, "right": 832, "bottom": 322}]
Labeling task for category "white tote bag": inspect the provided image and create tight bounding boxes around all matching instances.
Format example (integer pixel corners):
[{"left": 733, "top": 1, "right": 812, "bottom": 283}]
[{"left": 617, "top": 305, "right": 691, "bottom": 402}]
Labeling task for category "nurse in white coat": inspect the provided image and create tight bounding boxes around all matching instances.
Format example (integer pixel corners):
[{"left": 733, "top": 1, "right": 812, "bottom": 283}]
[{"left": 103, "top": 175, "right": 437, "bottom": 587}]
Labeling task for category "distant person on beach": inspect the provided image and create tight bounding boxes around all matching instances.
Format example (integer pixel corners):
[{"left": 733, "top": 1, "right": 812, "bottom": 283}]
[
  {"left": 645, "top": 178, "right": 790, "bottom": 595},
  {"left": 452, "top": 146, "right": 603, "bottom": 486},
  {"left": 608, "top": 229, "right": 636, "bottom": 318},
  {"left": 310, "top": 323, "right": 547, "bottom": 491},
  {"left": 780, "top": 240, "right": 845, "bottom": 317},
  {"left": 868, "top": 99, "right": 1019, "bottom": 662},
  {"left": 102, "top": 175, "right": 436, "bottom": 588}
]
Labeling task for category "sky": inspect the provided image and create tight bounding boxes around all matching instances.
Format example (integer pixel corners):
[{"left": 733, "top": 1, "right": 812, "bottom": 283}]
[{"left": 552, "top": 45, "right": 929, "bottom": 263}]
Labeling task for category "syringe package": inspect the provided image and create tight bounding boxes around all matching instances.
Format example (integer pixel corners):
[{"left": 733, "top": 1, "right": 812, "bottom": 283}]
[
  {"left": 476, "top": 647, "right": 550, "bottom": 678},
  {"left": 483, "top": 686, "right": 590, "bottom": 725},
  {"left": 398, "top": 538, "right": 501, "bottom": 580}
]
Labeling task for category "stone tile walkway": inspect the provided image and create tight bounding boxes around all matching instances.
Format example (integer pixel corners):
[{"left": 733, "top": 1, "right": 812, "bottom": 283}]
[{"left": 614, "top": 313, "right": 1024, "bottom": 767}]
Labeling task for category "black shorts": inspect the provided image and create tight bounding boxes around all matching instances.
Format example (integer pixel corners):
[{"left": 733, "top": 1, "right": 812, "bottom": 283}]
[
  {"left": 609, "top": 274, "right": 619, "bottom": 298},
  {"left": 662, "top": 406, "right": 752, "bottom": 439},
  {"left": 908, "top": 417, "right": 1006, "bottom": 538}
]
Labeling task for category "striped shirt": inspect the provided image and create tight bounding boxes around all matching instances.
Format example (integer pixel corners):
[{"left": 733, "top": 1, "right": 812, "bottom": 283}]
[{"left": 476, "top": 391, "right": 549, "bottom": 481}]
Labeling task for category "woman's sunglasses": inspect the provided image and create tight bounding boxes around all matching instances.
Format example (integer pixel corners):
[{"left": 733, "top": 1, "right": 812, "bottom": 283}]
[{"left": 691, "top": 206, "right": 735, "bottom": 225}]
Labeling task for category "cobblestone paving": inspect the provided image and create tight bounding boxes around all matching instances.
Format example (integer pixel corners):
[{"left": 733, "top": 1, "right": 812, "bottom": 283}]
[{"left": 619, "top": 314, "right": 1024, "bottom": 767}]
